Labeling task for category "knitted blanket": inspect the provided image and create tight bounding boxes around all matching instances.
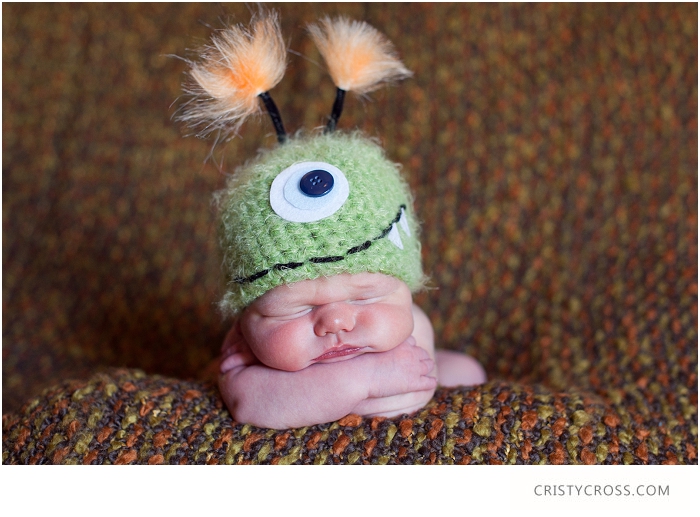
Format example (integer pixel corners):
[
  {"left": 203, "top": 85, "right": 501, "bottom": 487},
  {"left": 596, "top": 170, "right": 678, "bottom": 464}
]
[{"left": 3, "top": 3, "right": 697, "bottom": 464}]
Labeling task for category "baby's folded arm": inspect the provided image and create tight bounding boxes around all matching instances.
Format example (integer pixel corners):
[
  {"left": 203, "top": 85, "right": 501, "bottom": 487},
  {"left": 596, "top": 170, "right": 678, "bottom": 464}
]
[
  {"left": 219, "top": 357, "right": 372, "bottom": 429},
  {"left": 218, "top": 334, "right": 436, "bottom": 428}
]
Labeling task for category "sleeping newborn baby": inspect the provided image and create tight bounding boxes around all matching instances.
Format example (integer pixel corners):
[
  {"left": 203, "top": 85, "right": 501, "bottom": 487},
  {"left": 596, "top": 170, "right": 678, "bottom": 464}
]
[
  {"left": 215, "top": 134, "right": 486, "bottom": 429},
  {"left": 179, "top": 14, "right": 485, "bottom": 430}
]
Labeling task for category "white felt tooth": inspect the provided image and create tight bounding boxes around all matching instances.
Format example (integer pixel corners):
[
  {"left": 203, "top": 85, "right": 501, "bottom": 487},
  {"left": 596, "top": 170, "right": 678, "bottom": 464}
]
[
  {"left": 399, "top": 207, "right": 411, "bottom": 236},
  {"left": 387, "top": 223, "right": 404, "bottom": 249}
]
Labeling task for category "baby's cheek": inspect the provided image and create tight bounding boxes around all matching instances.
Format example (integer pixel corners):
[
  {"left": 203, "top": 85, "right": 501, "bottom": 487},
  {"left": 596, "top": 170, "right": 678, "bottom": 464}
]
[
  {"left": 360, "top": 305, "right": 413, "bottom": 351},
  {"left": 251, "top": 323, "right": 313, "bottom": 372},
  {"left": 262, "top": 350, "right": 304, "bottom": 371}
]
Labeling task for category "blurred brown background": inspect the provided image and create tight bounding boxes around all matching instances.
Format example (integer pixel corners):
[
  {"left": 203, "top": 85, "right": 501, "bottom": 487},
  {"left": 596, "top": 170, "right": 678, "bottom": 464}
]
[{"left": 3, "top": 2, "right": 697, "bottom": 421}]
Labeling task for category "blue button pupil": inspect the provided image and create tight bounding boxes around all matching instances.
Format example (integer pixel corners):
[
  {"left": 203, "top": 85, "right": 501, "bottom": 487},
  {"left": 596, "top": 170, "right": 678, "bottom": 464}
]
[{"left": 300, "top": 170, "right": 334, "bottom": 197}]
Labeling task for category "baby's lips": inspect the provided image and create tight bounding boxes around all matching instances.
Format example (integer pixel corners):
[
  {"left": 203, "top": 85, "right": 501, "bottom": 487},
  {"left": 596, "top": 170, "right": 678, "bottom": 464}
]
[{"left": 405, "top": 335, "right": 417, "bottom": 347}]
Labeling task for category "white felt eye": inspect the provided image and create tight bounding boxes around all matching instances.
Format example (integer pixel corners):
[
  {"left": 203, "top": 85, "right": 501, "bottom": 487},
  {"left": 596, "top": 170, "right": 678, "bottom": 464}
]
[{"left": 270, "top": 161, "right": 350, "bottom": 223}]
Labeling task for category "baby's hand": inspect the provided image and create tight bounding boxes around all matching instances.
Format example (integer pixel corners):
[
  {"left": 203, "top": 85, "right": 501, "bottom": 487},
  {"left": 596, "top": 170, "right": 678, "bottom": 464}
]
[
  {"left": 363, "top": 336, "right": 437, "bottom": 399},
  {"left": 219, "top": 319, "right": 257, "bottom": 374}
]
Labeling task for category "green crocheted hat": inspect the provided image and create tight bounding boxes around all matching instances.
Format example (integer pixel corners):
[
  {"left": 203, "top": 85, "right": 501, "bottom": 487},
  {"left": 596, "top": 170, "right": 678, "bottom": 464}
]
[
  {"left": 176, "top": 13, "right": 423, "bottom": 313},
  {"left": 216, "top": 131, "right": 425, "bottom": 315}
]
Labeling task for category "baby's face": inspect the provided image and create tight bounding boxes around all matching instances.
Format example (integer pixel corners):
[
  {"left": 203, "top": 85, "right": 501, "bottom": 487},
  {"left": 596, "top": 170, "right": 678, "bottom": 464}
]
[{"left": 240, "top": 272, "right": 414, "bottom": 372}]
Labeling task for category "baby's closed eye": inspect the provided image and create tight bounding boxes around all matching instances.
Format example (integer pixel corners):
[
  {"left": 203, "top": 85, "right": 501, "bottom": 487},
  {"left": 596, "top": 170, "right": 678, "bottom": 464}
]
[
  {"left": 351, "top": 296, "right": 382, "bottom": 305},
  {"left": 264, "top": 307, "right": 313, "bottom": 320}
]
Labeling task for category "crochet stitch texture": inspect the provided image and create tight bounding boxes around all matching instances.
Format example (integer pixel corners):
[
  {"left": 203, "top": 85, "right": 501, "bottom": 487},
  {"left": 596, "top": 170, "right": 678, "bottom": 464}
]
[{"left": 216, "top": 132, "right": 425, "bottom": 314}]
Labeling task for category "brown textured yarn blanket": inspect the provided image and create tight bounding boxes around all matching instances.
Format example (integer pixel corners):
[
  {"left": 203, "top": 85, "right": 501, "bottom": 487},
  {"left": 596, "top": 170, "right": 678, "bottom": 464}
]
[{"left": 2, "top": 3, "right": 697, "bottom": 464}]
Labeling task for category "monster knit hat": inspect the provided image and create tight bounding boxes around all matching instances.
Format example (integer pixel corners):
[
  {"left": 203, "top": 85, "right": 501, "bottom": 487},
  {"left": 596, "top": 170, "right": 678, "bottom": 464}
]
[
  {"left": 216, "top": 131, "right": 424, "bottom": 314},
  {"left": 178, "top": 13, "right": 424, "bottom": 314}
]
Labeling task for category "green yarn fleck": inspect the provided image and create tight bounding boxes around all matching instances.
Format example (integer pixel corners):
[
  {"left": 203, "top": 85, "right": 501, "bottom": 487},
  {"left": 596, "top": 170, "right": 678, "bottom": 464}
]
[{"left": 216, "top": 131, "right": 425, "bottom": 315}]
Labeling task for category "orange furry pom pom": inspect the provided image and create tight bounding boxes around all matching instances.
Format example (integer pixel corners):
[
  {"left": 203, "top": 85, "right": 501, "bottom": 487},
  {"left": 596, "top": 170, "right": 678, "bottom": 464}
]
[
  {"left": 308, "top": 17, "right": 412, "bottom": 95},
  {"left": 179, "top": 12, "right": 286, "bottom": 138}
]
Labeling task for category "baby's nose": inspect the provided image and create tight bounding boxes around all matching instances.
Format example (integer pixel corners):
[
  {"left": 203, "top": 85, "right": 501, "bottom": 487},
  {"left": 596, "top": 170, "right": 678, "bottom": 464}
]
[{"left": 313, "top": 303, "right": 355, "bottom": 336}]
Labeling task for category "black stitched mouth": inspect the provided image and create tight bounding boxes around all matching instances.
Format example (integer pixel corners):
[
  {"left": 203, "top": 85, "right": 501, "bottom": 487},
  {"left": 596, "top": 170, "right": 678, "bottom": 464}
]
[{"left": 232, "top": 204, "right": 407, "bottom": 285}]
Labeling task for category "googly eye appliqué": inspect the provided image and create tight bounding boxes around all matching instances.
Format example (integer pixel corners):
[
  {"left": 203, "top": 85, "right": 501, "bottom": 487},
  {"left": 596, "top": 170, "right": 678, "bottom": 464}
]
[{"left": 269, "top": 161, "right": 350, "bottom": 223}]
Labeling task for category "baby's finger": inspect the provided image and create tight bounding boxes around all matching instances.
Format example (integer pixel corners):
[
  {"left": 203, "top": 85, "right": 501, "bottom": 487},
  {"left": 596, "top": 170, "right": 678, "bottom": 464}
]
[
  {"left": 219, "top": 352, "right": 247, "bottom": 373},
  {"left": 221, "top": 345, "right": 237, "bottom": 359},
  {"left": 220, "top": 321, "right": 243, "bottom": 352},
  {"left": 416, "top": 375, "right": 438, "bottom": 391},
  {"left": 420, "top": 357, "right": 436, "bottom": 375}
]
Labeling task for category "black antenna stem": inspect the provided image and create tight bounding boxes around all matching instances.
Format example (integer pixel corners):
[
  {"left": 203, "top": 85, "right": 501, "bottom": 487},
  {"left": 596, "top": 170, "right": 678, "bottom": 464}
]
[
  {"left": 325, "top": 88, "right": 346, "bottom": 133},
  {"left": 259, "top": 91, "right": 287, "bottom": 144}
]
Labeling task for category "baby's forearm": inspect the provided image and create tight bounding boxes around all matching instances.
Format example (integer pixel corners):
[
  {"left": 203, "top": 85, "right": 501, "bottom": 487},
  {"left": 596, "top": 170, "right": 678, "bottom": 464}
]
[
  {"left": 220, "top": 339, "right": 436, "bottom": 429},
  {"left": 220, "top": 360, "right": 370, "bottom": 429}
]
